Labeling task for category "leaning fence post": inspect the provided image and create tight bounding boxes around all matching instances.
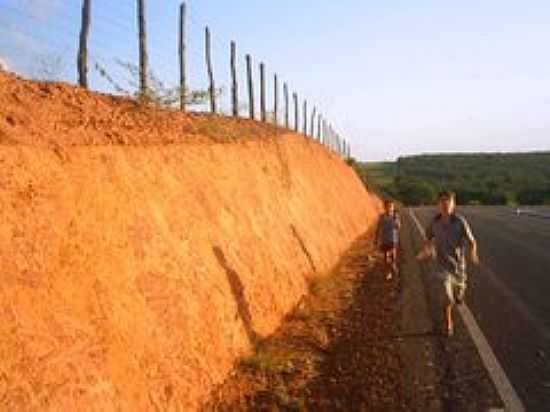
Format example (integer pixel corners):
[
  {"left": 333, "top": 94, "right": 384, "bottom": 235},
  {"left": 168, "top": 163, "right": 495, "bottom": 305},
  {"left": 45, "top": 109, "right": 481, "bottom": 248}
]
[
  {"left": 137, "top": 0, "right": 148, "bottom": 97},
  {"left": 205, "top": 26, "right": 216, "bottom": 113},
  {"left": 317, "top": 114, "right": 322, "bottom": 140},
  {"left": 246, "top": 54, "right": 254, "bottom": 119},
  {"left": 230, "top": 41, "right": 238, "bottom": 116},
  {"left": 178, "top": 2, "right": 186, "bottom": 111},
  {"left": 77, "top": 0, "right": 91, "bottom": 88},
  {"left": 284, "top": 83, "right": 289, "bottom": 128},
  {"left": 293, "top": 93, "right": 299, "bottom": 132},
  {"left": 260, "top": 62, "right": 266, "bottom": 122}
]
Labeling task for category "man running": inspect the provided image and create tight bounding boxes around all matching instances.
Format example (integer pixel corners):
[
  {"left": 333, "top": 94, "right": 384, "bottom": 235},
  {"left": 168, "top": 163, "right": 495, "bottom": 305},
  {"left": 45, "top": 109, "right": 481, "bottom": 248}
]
[
  {"left": 417, "top": 191, "right": 479, "bottom": 336},
  {"left": 376, "top": 199, "right": 401, "bottom": 280}
]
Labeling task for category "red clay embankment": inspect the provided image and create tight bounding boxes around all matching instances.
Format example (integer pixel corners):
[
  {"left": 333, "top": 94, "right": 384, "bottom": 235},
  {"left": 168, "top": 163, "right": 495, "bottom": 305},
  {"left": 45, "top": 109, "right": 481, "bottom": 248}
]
[{"left": 0, "top": 71, "right": 381, "bottom": 410}]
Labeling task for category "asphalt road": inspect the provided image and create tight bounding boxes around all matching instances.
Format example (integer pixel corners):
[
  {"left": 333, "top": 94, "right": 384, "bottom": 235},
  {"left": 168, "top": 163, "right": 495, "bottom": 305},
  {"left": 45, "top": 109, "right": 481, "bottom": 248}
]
[{"left": 414, "top": 206, "right": 550, "bottom": 411}]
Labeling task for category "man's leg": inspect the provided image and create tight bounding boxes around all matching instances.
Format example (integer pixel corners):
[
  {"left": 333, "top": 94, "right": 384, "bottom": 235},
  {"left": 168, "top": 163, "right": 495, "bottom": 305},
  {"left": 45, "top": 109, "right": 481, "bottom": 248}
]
[
  {"left": 445, "top": 304, "right": 453, "bottom": 335},
  {"left": 453, "top": 279, "right": 467, "bottom": 305},
  {"left": 443, "top": 276, "right": 455, "bottom": 336}
]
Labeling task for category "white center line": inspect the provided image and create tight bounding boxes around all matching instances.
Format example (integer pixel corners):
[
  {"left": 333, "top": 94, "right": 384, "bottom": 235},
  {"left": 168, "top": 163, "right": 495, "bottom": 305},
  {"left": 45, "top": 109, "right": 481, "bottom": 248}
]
[{"left": 408, "top": 208, "right": 525, "bottom": 412}]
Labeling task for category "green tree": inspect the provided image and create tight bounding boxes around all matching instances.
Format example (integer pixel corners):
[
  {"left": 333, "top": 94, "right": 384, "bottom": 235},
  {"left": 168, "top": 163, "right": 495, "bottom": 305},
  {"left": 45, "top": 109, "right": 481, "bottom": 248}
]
[{"left": 395, "top": 177, "right": 437, "bottom": 206}]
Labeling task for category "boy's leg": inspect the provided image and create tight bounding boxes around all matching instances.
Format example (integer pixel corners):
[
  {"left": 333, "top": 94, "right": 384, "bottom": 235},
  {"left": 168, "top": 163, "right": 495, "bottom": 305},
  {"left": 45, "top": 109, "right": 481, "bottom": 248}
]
[
  {"left": 391, "top": 247, "right": 398, "bottom": 275},
  {"left": 384, "top": 249, "right": 393, "bottom": 280}
]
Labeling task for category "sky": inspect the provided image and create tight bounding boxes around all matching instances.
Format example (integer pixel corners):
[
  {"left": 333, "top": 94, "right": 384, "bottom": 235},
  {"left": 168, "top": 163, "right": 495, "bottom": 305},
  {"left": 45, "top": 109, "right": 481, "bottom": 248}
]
[{"left": 1, "top": 0, "right": 549, "bottom": 161}]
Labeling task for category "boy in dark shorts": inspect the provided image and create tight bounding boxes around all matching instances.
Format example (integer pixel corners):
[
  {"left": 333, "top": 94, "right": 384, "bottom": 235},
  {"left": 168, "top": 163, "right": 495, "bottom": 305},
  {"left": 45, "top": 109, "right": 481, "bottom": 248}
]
[
  {"left": 376, "top": 199, "right": 401, "bottom": 280},
  {"left": 417, "top": 191, "right": 479, "bottom": 336}
]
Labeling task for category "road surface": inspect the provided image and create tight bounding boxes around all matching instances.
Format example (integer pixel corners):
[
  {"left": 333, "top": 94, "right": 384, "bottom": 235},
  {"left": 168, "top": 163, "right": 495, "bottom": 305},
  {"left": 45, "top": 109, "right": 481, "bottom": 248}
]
[{"left": 413, "top": 206, "right": 550, "bottom": 411}]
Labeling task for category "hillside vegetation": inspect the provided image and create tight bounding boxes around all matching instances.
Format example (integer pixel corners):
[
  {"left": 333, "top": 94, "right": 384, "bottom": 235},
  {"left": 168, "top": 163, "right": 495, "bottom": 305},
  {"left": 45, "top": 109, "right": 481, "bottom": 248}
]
[{"left": 358, "top": 152, "right": 550, "bottom": 206}]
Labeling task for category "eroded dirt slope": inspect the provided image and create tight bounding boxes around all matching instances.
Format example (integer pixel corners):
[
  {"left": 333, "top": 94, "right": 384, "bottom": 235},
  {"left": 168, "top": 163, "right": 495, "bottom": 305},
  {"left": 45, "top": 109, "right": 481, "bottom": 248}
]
[{"left": 0, "top": 71, "right": 381, "bottom": 410}]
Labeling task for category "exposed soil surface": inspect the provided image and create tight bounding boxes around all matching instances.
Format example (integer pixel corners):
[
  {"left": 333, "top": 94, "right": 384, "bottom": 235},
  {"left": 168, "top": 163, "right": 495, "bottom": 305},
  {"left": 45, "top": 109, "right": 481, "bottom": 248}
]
[
  {"left": 0, "top": 71, "right": 382, "bottom": 410},
  {"left": 203, "top": 230, "right": 407, "bottom": 411},
  {"left": 0, "top": 70, "right": 280, "bottom": 148}
]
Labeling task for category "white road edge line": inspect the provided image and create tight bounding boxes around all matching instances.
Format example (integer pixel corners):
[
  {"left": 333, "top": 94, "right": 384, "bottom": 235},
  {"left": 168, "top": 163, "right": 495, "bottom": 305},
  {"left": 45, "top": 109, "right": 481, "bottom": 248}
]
[{"left": 408, "top": 208, "right": 525, "bottom": 412}]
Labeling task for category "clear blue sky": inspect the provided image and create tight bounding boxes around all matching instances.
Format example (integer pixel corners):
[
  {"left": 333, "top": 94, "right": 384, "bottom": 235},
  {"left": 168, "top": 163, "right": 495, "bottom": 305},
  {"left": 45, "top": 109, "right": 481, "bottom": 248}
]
[{"left": 1, "top": 0, "right": 549, "bottom": 161}]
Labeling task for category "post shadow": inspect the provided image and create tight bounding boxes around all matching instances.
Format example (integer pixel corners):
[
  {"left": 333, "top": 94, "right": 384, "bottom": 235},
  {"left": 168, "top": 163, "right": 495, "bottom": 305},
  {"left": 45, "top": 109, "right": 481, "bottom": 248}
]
[
  {"left": 212, "top": 246, "right": 258, "bottom": 344},
  {"left": 290, "top": 224, "right": 317, "bottom": 273}
]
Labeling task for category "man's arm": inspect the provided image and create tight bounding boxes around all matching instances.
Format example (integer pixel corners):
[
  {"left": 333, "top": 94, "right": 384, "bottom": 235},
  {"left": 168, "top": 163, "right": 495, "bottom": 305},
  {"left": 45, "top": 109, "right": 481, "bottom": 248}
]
[
  {"left": 416, "top": 221, "right": 435, "bottom": 261},
  {"left": 463, "top": 219, "right": 479, "bottom": 265}
]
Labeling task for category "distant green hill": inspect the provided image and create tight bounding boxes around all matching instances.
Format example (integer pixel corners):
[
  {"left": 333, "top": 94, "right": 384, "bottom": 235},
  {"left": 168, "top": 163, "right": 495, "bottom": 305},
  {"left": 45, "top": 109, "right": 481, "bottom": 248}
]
[{"left": 357, "top": 152, "right": 550, "bottom": 206}]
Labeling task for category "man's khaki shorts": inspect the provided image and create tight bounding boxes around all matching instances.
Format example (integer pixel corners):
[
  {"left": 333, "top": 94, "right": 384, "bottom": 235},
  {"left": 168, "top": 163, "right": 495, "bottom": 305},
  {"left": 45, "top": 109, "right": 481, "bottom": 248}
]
[{"left": 436, "top": 271, "right": 467, "bottom": 305}]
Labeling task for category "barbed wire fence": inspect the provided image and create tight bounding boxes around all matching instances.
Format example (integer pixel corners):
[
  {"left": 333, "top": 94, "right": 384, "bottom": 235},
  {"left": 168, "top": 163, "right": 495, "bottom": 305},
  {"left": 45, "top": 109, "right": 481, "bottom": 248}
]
[{"left": 0, "top": 0, "right": 352, "bottom": 159}]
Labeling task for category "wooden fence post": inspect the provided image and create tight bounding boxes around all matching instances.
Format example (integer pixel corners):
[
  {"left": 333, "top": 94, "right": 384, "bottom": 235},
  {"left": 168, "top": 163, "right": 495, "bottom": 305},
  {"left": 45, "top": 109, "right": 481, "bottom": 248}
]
[
  {"left": 310, "top": 107, "right": 316, "bottom": 138},
  {"left": 178, "top": 2, "right": 186, "bottom": 111},
  {"left": 137, "top": 0, "right": 148, "bottom": 97},
  {"left": 246, "top": 54, "right": 254, "bottom": 119},
  {"left": 77, "top": 0, "right": 91, "bottom": 88},
  {"left": 274, "top": 74, "right": 278, "bottom": 126},
  {"left": 317, "top": 114, "right": 322, "bottom": 140},
  {"left": 303, "top": 100, "right": 307, "bottom": 135},
  {"left": 230, "top": 41, "right": 238, "bottom": 116},
  {"left": 260, "top": 62, "right": 266, "bottom": 122},
  {"left": 293, "top": 93, "right": 298, "bottom": 132},
  {"left": 205, "top": 26, "right": 216, "bottom": 113},
  {"left": 284, "top": 83, "right": 289, "bottom": 128}
]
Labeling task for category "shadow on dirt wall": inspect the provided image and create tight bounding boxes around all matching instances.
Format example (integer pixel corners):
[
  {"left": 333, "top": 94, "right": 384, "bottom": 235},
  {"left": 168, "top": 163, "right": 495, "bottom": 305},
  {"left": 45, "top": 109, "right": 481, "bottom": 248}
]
[
  {"left": 213, "top": 246, "right": 259, "bottom": 344},
  {"left": 290, "top": 224, "right": 318, "bottom": 274},
  {"left": 201, "top": 231, "right": 410, "bottom": 410}
]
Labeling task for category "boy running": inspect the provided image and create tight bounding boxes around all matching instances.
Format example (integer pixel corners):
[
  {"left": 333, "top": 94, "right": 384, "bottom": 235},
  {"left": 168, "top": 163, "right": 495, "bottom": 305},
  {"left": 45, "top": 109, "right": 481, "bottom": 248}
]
[
  {"left": 376, "top": 199, "right": 401, "bottom": 280},
  {"left": 417, "top": 191, "right": 479, "bottom": 337}
]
